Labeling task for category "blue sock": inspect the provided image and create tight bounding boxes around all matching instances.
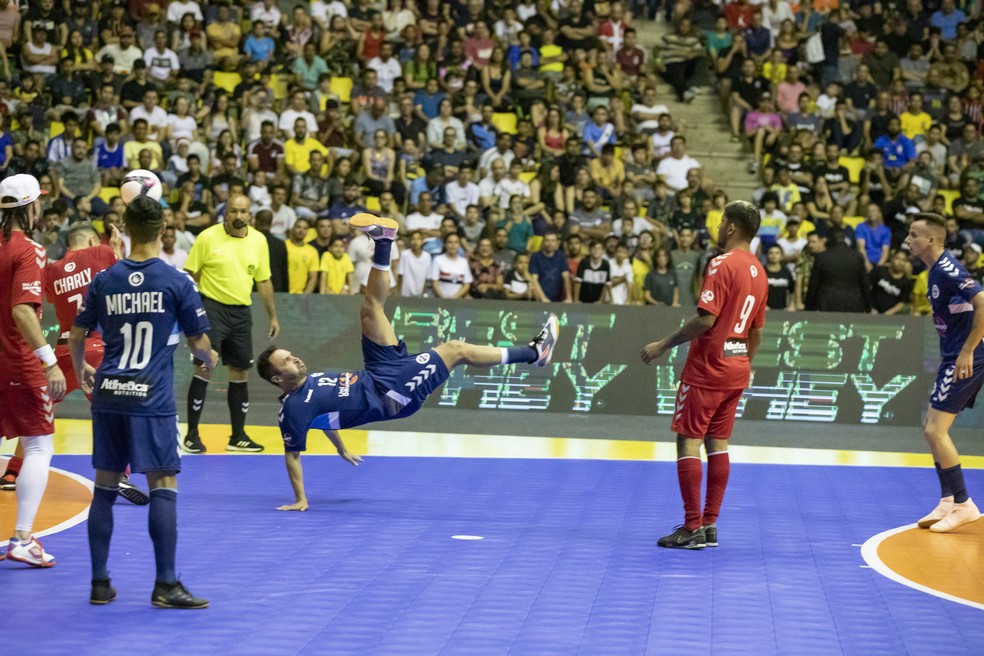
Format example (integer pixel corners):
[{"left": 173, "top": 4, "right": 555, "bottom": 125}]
[
  {"left": 148, "top": 488, "right": 178, "bottom": 584},
  {"left": 501, "top": 345, "right": 537, "bottom": 364},
  {"left": 88, "top": 485, "right": 117, "bottom": 580},
  {"left": 935, "top": 462, "right": 953, "bottom": 498},
  {"left": 372, "top": 238, "right": 392, "bottom": 271},
  {"left": 941, "top": 465, "right": 969, "bottom": 504}
]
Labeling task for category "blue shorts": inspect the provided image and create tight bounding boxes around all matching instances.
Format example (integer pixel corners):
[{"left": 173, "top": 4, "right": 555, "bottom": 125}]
[
  {"left": 92, "top": 412, "right": 182, "bottom": 474},
  {"left": 362, "top": 337, "right": 450, "bottom": 418},
  {"left": 930, "top": 361, "right": 984, "bottom": 414}
]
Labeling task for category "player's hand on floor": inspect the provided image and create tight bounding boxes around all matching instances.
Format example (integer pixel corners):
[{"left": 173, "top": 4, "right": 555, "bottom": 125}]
[
  {"left": 338, "top": 449, "right": 363, "bottom": 466},
  {"left": 277, "top": 500, "right": 309, "bottom": 511},
  {"left": 641, "top": 340, "right": 668, "bottom": 365},
  {"left": 45, "top": 364, "right": 67, "bottom": 402}
]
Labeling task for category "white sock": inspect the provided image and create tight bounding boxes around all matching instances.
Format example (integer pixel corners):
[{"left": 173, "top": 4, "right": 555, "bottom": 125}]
[
  {"left": 15, "top": 434, "right": 54, "bottom": 534},
  {"left": 500, "top": 348, "right": 509, "bottom": 365}
]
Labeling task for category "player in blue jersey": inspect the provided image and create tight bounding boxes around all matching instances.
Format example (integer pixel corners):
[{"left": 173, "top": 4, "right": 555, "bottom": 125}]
[
  {"left": 905, "top": 213, "right": 984, "bottom": 533},
  {"left": 70, "top": 196, "right": 218, "bottom": 607},
  {"left": 257, "top": 214, "right": 559, "bottom": 511}
]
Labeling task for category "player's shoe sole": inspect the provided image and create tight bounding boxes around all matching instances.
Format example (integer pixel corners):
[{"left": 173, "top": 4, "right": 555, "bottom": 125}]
[
  {"left": 657, "top": 525, "right": 706, "bottom": 550},
  {"left": 531, "top": 314, "right": 559, "bottom": 367},
  {"left": 929, "top": 498, "right": 981, "bottom": 532},
  {"left": 349, "top": 213, "right": 399, "bottom": 241},
  {"left": 118, "top": 478, "right": 150, "bottom": 505},
  {"left": 6, "top": 536, "right": 56, "bottom": 567},
  {"left": 0, "top": 472, "right": 16, "bottom": 491},
  {"left": 90, "top": 579, "right": 117, "bottom": 605},
  {"left": 152, "top": 581, "right": 209, "bottom": 609},
  {"left": 917, "top": 496, "right": 954, "bottom": 528}
]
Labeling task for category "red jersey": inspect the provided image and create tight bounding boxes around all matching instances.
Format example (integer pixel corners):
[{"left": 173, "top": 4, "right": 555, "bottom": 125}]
[
  {"left": 681, "top": 249, "right": 767, "bottom": 390},
  {"left": 0, "top": 231, "right": 48, "bottom": 389},
  {"left": 45, "top": 244, "right": 117, "bottom": 356}
]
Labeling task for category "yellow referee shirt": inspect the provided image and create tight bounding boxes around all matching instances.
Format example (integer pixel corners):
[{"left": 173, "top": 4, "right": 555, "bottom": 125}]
[
  {"left": 285, "top": 240, "right": 320, "bottom": 293},
  {"left": 185, "top": 224, "right": 272, "bottom": 306},
  {"left": 319, "top": 251, "right": 354, "bottom": 294}
]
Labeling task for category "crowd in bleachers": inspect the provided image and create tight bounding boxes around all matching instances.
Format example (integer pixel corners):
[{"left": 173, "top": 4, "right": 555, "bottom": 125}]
[{"left": 9, "top": 0, "right": 984, "bottom": 314}]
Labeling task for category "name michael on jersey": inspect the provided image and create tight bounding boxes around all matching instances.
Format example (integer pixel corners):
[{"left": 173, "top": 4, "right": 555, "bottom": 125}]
[{"left": 106, "top": 292, "right": 165, "bottom": 315}]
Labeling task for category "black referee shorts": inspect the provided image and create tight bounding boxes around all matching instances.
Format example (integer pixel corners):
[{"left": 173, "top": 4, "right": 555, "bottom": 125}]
[{"left": 201, "top": 296, "right": 254, "bottom": 370}]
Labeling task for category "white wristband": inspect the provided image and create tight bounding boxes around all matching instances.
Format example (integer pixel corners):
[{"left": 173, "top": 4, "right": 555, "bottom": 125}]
[{"left": 34, "top": 344, "right": 57, "bottom": 368}]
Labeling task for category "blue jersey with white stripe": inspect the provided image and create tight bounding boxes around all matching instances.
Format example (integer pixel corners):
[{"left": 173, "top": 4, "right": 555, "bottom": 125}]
[
  {"left": 278, "top": 371, "right": 387, "bottom": 451},
  {"left": 927, "top": 251, "right": 984, "bottom": 362},
  {"left": 75, "top": 258, "right": 210, "bottom": 416}
]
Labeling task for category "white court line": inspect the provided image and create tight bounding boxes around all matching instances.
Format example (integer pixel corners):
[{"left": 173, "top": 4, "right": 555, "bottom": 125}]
[
  {"left": 0, "top": 467, "right": 93, "bottom": 550},
  {"left": 860, "top": 524, "right": 984, "bottom": 611}
]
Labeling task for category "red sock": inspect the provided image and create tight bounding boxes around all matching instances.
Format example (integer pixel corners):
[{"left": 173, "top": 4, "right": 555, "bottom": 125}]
[
  {"left": 4, "top": 455, "right": 23, "bottom": 476},
  {"left": 702, "top": 451, "right": 731, "bottom": 526},
  {"left": 677, "top": 457, "right": 703, "bottom": 531},
  {"left": 125, "top": 465, "right": 131, "bottom": 478}
]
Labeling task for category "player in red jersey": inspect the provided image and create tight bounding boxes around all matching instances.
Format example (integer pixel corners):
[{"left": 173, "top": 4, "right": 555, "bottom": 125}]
[
  {"left": 0, "top": 174, "right": 66, "bottom": 567},
  {"left": 642, "top": 200, "right": 768, "bottom": 549}
]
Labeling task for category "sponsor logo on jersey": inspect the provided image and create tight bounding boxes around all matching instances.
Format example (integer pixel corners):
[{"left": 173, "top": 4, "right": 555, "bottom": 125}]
[
  {"left": 98, "top": 375, "right": 153, "bottom": 399},
  {"left": 339, "top": 372, "right": 358, "bottom": 397},
  {"left": 416, "top": 352, "right": 430, "bottom": 364},
  {"left": 750, "top": 265, "right": 758, "bottom": 277},
  {"left": 21, "top": 281, "right": 41, "bottom": 296},
  {"left": 700, "top": 289, "right": 715, "bottom": 303},
  {"left": 723, "top": 338, "right": 749, "bottom": 357},
  {"left": 64, "top": 261, "right": 76, "bottom": 273},
  {"left": 932, "top": 284, "right": 940, "bottom": 299},
  {"left": 128, "top": 272, "right": 145, "bottom": 287}
]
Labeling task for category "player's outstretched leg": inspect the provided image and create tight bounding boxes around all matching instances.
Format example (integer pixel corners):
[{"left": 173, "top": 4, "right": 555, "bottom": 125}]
[
  {"left": 434, "top": 314, "right": 559, "bottom": 370},
  {"left": 921, "top": 409, "right": 981, "bottom": 532},
  {"left": 350, "top": 213, "right": 401, "bottom": 347}
]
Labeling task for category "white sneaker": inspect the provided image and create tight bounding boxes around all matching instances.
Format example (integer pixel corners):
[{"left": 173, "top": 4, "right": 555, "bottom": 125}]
[
  {"left": 350, "top": 213, "right": 398, "bottom": 241},
  {"left": 917, "top": 496, "right": 953, "bottom": 528},
  {"left": 530, "top": 314, "right": 559, "bottom": 367},
  {"left": 6, "top": 536, "right": 56, "bottom": 567},
  {"left": 929, "top": 498, "right": 981, "bottom": 533}
]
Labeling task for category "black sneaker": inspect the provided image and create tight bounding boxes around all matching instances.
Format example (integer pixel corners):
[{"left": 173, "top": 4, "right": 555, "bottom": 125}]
[
  {"left": 704, "top": 525, "right": 718, "bottom": 548},
  {"left": 181, "top": 431, "right": 206, "bottom": 454},
  {"left": 657, "top": 525, "right": 706, "bottom": 550},
  {"left": 117, "top": 477, "right": 150, "bottom": 505},
  {"left": 226, "top": 434, "right": 264, "bottom": 452},
  {"left": 90, "top": 578, "right": 117, "bottom": 605},
  {"left": 151, "top": 581, "right": 209, "bottom": 609},
  {"left": 0, "top": 471, "right": 16, "bottom": 491}
]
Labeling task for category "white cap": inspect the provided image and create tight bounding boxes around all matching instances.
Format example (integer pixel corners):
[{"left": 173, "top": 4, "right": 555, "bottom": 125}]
[{"left": 0, "top": 174, "right": 47, "bottom": 209}]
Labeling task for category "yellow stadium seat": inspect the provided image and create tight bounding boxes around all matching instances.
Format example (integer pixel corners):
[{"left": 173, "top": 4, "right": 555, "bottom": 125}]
[
  {"left": 518, "top": 171, "right": 536, "bottom": 184},
  {"left": 330, "top": 77, "right": 353, "bottom": 104},
  {"left": 92, "top": 219, "right": 104, "bottom": 233},
  {"left": 99, "top": 187, "right": 120, "bottom": 204},
  {"left": 273, "top": 74, "right": 290, "bottom": 101},
  {"left": 844, "top": 215, "right": 864, "bottom": 228},
  {"left": 213, "top": 71, "right": 242, "bottom": 95},
  {"left": 938, "top": 189, "right": 960, "bottom": 214},
  {"left": 365, "top": 196, "right": 381, "bottom": 211},
  {"left": 491, "top": 112, "right": 518, "bottom": 135},
  {"left": 306, "top": 227, "right": 316, "bottom": 242},
  {"left": 49, "top": 121, "right": 64, "bottom": 139},
  {"left": 838, "top": 156, "right": 865, "bottom": 184},
  {"left": 527, "top": 235, "right": 543, "bottom": 253}
]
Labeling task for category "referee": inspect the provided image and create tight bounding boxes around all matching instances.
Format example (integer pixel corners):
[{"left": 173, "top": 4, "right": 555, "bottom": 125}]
[{"left": 182, "top": 194, "right": 279, "bottom": 453}]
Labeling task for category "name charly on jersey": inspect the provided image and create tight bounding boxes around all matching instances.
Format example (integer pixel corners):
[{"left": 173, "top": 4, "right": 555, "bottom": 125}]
[
  {"left": 927, "top": 250, "right": 984, "bottom": 362},
  {"left": 74, "top": 258, "right": 210, "bottom": 415}
]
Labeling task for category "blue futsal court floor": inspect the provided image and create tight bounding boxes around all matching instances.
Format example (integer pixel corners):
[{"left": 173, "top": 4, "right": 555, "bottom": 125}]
[{"left": 3, "top": 444, "right": 983, "bottom": 655}]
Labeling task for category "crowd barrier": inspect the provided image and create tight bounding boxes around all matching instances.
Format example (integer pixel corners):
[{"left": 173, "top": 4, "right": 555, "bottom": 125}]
[{"left": 50, "top": 294, "right": 971, "bottom": 429}]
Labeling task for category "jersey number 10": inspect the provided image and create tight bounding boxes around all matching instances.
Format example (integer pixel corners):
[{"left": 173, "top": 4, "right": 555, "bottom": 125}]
[{"left": 119, "top": 321, "right": 154, "bottom": 370}]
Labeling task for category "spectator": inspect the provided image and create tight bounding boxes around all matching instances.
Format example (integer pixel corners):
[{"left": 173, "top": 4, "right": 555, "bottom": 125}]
[
  {"left": 671, "top": 227, "right": 701, "bottom": 307},
  {"left": 954, "top": 178, "right": 984, "bottom": 245},
  {"left": 574, "top": 240, "right": 611, "bottom": 303},
  {"left": 503, "top": 252, "right": 539, "bottom": 301},
  {"left": 870, "top": 249, "right": 915, "bottom": 314},
  {"left": 745, "top": 92, "right": 782, "bottom": 174},
  {"left": 659, "top": 16, "right": 702, "bottom": 103},
  {"left": 530, "top": 230, "right": 571, "bottom": 302},
  {"left": 430, "top": 232, "right": 472, "bottom": 299},
  {"left": 805, "top": 227, "right": 872, "bottom": 313},
  {"left": 307, "top": 216, "right": 334, "bottom": 259},
  {"left": 319, "top": 235, "right": 356, "bottom": 294},
  {"left": 874, "top": 117, "right": 917, "bottom": 179},
  {"left": 56, "top": 138, "right": 101, "bottom": 218},
  {"left": 656, "top": 136, "right": 701, "bottom": 192},
  {"left": 469, "top": 237, "right": 505, "bottom": 299},
  {"left": 764, "top": 244, "right": 795, "bottom": 310},
  {"left": 643, "top": 248, "right": 679, "bottom": 306},
  {"left": 445, "top": 164, "right": 481, "bottom": 221},
  {"left": 398, "top": 230, "right": 432, "bottom": 297},
  {"left": 285, "top": 217, "right": 321, "bottom": 294},
  {"left": 608, "top": 242, "right": 634, "bottom": 306}
]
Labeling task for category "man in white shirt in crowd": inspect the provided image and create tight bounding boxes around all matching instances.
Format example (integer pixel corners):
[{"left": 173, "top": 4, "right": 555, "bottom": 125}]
[
  {"left": 479, "top": 158, "right": 513, "bottom": 211},
  {"left": 166, "top": 0, "right": 204, "bottom": 24},
  {"left": 444, "top": 163, "right": 481, "bottom": 222},
  {"left": 268, "top": 184, "right": 298, "bottom": 239},
  {"left": 405, "top": 191, "right": 444, "bottom": 252},
  {"left": 630, "top": 86, "right": 669, "bottom": 135},
  {"left": 129, "top": 88, "right": 169, "bottom": 143},
  {"left": 160, "top": 224, "right": 189, "bottom": 269},
  {"left": 478, "top": 133, "right": 516, "bottom": 178},
  {"left": 656, "top": 135, "right": 701, "bottom": 192},
  {"left": 398, "top": 230, "right": 432, "bottom": 297},
  {"left": 430, "top": 233, "right": 473, "bottom": 299},
  {"left": 278, "top": 89, "right": 318, "bottom": 140},
  {"left": 367, "top": 41, "right": 402, "bottom": 94},
  {"left": 96, "top": 27, "right": 142, "bottom": 75},
  {"left": 144, "top": 30, "right": 180, "bottom": 84},
  {"left": 608, "top": 242, "right": 634, "bottom": 305}
]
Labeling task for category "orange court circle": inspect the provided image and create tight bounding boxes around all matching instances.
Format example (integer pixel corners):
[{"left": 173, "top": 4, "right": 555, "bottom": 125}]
[
  {"left": 862, "top": 522, "right": 984, "bottom": 610},
  {"left": 0, "top": 465, "right": 93, "bottom": 547}
]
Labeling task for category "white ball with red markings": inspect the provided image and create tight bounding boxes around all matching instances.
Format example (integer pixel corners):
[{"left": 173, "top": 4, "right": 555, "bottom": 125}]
[{"left": 120, "top": 169, "right": 163, "bottom": 204}]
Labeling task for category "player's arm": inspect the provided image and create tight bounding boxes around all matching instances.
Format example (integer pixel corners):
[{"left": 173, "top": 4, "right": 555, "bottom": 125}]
[
  {"left": 279, "top": 450, "right": 308, "bottom": 511},
  {"left": 68, "top": 324, "right": 97, "bottom": 395},
  {"left": 641, "top": 309, "right": 717, "bottom": 365},
  {"left": 955, "top": 292, "right": 984, "bottom": 381},
  {"left": 748, "top": 327, "right": 763, "bottom": 362},
  {"left": 324, "top": 429, "right": 362, "bottom": 466},
  {"left": 186, "top": 333, "right": 218, "bottom": 371},
  {"left": 13, "top": 304, "right": 66, "bottom": 401},
  {"left": 256, "top": 279, "right": 281, "bottom": 338}
]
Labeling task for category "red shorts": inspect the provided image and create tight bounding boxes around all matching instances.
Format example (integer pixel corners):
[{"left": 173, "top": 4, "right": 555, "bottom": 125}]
[
  {"left": 0, "top": 386, "right": 55, "bottom": 439},
  {"left": 55, "top": 338, "right": 104, "bottom": 397},
  {"left": 670, "top": 383, "right": 745, "bottom": 439}
]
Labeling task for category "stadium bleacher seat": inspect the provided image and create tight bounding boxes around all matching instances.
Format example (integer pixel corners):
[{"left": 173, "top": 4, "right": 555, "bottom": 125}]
[
  {"left": 838, "top": 157, "right": 865, "bottom": 185},
  {"left": 330, "top": 77, "right": 353, "bottom": 104},
  {"left": 937, "top": 189, "right": 960, "bottom": 214},
  {"left": 491, "top": 113, "right": 518, "bottom": 135}
]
